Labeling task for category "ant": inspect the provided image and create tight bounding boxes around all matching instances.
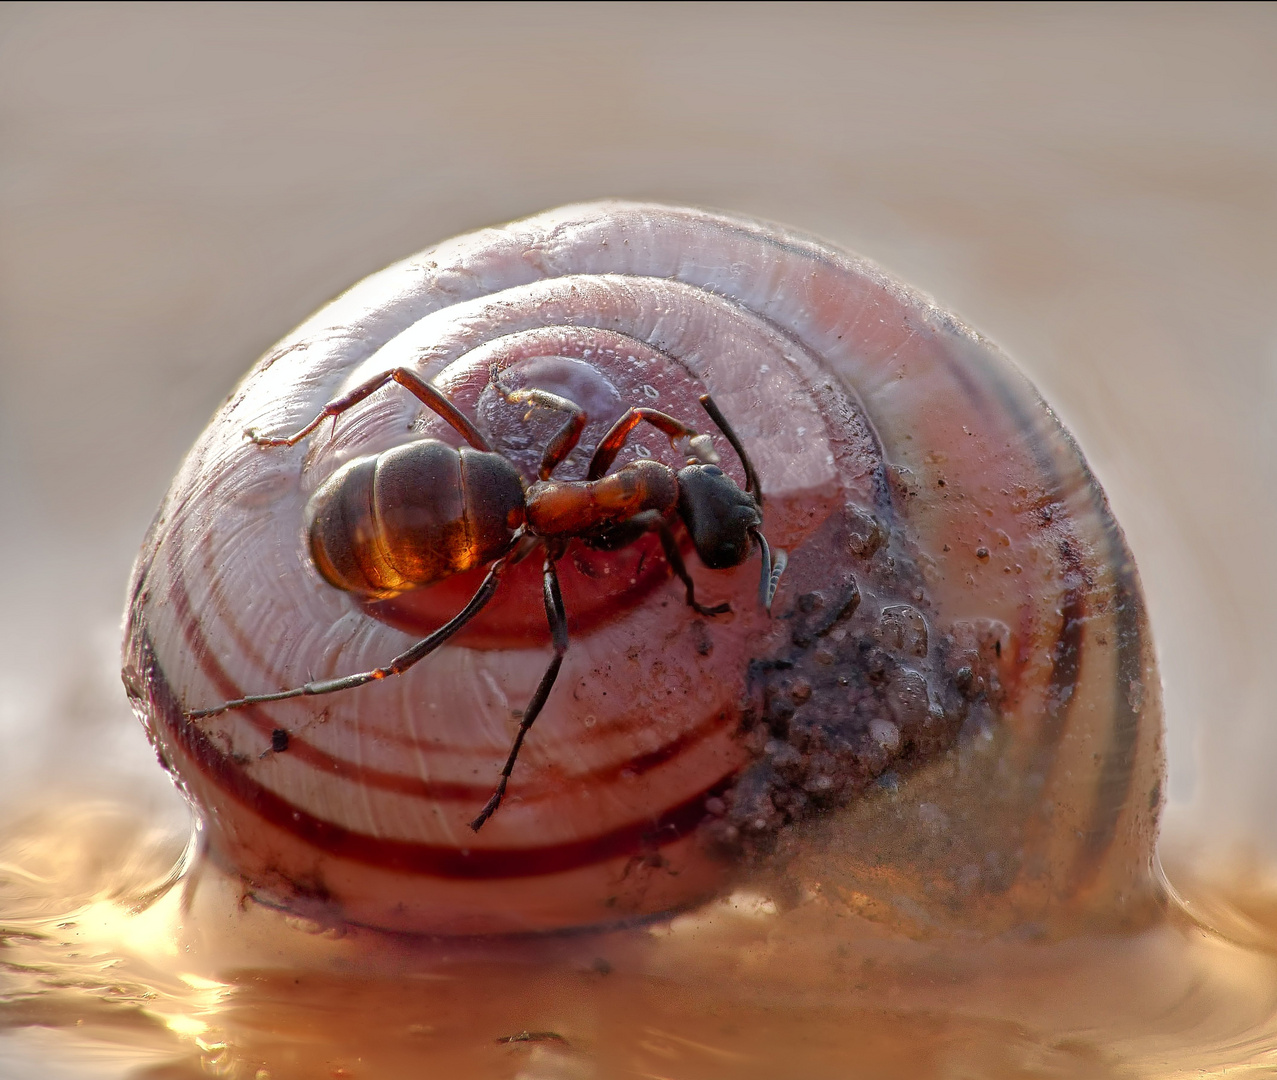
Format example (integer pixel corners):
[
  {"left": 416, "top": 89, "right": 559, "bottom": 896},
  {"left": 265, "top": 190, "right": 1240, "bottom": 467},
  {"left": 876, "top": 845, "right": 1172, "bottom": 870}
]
[{"left": 187, "top": 366, "right": 786, "bottom": 831}]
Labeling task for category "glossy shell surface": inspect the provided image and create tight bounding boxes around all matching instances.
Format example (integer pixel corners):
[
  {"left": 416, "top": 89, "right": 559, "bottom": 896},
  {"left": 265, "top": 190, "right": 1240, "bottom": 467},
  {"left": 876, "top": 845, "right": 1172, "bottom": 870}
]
[{"left": 123, "top": 202, "right": 1163, "bottom": 935}]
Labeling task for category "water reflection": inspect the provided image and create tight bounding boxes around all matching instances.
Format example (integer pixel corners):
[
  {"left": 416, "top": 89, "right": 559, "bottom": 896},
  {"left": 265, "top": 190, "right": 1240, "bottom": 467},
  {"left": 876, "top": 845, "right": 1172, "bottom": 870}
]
[{"left": 4, "top": 803, "right": 1277, "bottom": 1079}]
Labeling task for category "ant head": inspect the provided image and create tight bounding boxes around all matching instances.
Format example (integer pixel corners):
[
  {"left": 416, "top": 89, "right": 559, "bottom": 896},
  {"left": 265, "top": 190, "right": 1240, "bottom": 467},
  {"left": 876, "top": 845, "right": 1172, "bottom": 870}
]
[{"left": 675, "top": 463, "right": 761, "bottom": 570}]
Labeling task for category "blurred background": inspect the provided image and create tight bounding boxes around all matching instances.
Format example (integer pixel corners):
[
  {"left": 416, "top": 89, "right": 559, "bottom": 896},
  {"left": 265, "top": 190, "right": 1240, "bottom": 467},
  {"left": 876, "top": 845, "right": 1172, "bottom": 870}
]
[{"left": 0, "top": 1, "right": 1273, "bottom": 869}]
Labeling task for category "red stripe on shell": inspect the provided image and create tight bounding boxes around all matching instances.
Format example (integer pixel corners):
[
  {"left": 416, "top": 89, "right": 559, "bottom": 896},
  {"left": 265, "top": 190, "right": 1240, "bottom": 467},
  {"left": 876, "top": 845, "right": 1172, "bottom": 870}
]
[{"left": 135, "top": 622, "right": 728, "bottom": 879}]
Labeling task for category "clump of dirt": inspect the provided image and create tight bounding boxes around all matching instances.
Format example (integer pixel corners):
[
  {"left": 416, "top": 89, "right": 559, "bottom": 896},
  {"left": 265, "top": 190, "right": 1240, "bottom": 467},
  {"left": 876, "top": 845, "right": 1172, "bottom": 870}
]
[{"left": 704, "top": 499, "right": 1006, "bottom": 856}]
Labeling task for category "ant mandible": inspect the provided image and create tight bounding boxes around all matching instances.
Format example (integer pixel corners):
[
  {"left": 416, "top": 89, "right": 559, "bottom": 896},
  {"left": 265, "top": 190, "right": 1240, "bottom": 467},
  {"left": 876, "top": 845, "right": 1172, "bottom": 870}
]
[{"left": 187, "top": 366, "right": 787, "bottom": 831}]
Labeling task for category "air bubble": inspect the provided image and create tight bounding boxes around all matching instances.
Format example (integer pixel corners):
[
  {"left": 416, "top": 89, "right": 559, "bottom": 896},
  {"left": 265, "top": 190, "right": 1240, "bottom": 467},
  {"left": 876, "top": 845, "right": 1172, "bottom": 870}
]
[{"left": 877, "top": 605, "right": 928, "bottom": 657}]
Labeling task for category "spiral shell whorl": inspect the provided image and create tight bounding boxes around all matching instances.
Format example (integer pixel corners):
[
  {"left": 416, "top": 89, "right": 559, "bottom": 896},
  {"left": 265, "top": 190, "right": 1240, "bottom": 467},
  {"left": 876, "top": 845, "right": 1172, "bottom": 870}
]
[{"left": 123, "top": 203, "right": 1162, "bottom": 935}]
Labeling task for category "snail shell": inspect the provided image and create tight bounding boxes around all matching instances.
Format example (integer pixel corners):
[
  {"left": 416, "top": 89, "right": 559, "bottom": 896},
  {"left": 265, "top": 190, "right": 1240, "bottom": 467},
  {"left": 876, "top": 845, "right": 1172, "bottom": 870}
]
[{"left": 122, "top": 202, "right": 1163, "bottom": 935}]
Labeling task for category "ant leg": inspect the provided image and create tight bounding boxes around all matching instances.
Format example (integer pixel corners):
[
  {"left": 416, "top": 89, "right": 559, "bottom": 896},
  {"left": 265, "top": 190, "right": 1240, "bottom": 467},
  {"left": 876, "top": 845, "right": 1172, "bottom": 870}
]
[
  {"left": 494, "top": 384, "right": 587, "bottom": 480},
  {"left": 751, "top": 528, "right": 788, "bottom": 612},
  {"left": 249, "top": 367, "right": 493, "bottom": 452},
  {"left": 697, "top": 395, "right": 761, "bottom": 505},
  {"left": 470, "top": 554, "right": 569, "bottom": 831},
  {"left": 586, "top": 408, "right": 701, "bottom": 480},
  {"left": 634, "top": 511, "right": 730, "bottom": 616},
  {"left": 186, "top": 553, "right": 513, "bottom": 720}
]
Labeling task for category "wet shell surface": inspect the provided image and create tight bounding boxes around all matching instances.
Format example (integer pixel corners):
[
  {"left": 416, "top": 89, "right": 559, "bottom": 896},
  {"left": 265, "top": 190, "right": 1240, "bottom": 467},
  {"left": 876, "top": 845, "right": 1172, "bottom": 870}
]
[{"left": 122, "top": 202, "right": 1163, "bottom": 935}]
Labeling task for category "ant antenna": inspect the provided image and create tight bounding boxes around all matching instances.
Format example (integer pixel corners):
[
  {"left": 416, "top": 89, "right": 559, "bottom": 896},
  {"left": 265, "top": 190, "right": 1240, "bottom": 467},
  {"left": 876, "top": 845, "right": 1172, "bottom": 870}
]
[
  {"left": 751, "top": 528, "right": 787, "bottom": 611},
  {"left": 697, "top": 395, "right": 761, "bottom": 505}
]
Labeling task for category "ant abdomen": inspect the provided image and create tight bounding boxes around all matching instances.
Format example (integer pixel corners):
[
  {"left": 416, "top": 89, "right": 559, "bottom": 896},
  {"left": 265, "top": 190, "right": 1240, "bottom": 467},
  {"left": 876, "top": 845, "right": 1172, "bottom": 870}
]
[{"left": 306, "top": 441, "right": 525, "bottom": 599}]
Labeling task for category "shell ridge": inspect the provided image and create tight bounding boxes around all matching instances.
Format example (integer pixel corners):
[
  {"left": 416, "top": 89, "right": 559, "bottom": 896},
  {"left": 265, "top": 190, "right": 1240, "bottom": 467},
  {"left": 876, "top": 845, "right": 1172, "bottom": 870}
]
[
  {"left": 167, "top": 526, "right": 748, "bottom": 850},
  {"left": 128, "top": 202, "right": 1165, "bottom": 933},
  {"left": 134, "top": 622, "right": 735, "bottom": 879}
]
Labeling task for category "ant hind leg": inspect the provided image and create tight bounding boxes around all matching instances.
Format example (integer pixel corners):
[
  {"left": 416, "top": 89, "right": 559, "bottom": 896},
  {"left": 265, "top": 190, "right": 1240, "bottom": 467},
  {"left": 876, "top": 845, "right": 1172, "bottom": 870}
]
[{"left": 249, "top": 367, "right": 493, "bottom": 452}]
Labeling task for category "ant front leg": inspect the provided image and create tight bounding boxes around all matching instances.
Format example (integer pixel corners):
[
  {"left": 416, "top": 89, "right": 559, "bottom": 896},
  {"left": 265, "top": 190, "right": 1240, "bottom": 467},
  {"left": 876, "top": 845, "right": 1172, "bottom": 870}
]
[
  {"left": 470, "top": 553, "right": 569, "bottom": 831},
  {"left": 248, "top": 367, "right": 493, "bottom": 452},
  {"left": 586, "top": 408, "right": 702, "bottom": 480},
  {"left": 621, "top": 510, "right": 730, "bottom": 617}
]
